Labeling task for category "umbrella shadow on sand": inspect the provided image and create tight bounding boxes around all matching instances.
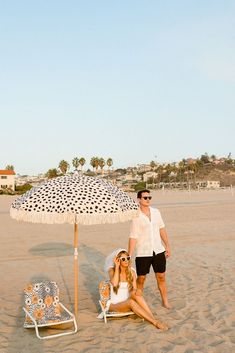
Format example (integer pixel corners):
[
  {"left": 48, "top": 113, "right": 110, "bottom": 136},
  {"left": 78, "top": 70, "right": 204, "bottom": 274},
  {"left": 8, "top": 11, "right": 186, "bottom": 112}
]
[
  {"left": 28, "top": 242, "right": 74, "bottom": 307},
  {"left": 28, "top": 242, "right": 106, "bottom": 311},
  {"left": 29, "top": 242, "right": 74, "bottom": 257},
  {"left": 77, "top": 244, "right": 106, "bottom": 312}
]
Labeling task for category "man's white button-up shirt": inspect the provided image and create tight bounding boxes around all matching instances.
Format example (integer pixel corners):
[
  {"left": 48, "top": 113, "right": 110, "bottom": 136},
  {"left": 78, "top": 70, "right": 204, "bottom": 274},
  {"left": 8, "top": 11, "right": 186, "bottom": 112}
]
[{"left": 129, "top": 207, "right": 165, "bottom": 257}]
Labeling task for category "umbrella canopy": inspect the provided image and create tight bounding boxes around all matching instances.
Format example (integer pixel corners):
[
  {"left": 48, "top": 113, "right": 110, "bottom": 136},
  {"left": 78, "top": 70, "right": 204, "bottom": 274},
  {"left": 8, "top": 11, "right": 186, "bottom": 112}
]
[
  {"left": 10, "top": 175, "right": 139, "bottom": 224},
  {"left": 10, "top": 174, "right": 139, "bottom": 318}
]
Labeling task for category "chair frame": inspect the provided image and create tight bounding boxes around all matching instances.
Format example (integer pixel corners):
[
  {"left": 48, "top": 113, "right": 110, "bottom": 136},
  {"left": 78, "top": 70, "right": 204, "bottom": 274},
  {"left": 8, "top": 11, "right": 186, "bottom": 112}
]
[
  {"left": 98, "top": 300, "right": 134, "bottom": 324},
  {"left": 23, "top": 303, "right": 77, "bottom": 339},
  {"left": 98, "top": 280, "right": 134, "bottom": 324},
  {"left": 23, "top": 281, "right": 78, "bottom": 340}
]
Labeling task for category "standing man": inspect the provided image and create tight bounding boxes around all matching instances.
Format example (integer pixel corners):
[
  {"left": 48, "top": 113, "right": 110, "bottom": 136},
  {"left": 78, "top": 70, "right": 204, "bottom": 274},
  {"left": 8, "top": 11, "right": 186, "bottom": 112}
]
[{"left": 128, "top": 189, "right": 171, "bottom": 309}]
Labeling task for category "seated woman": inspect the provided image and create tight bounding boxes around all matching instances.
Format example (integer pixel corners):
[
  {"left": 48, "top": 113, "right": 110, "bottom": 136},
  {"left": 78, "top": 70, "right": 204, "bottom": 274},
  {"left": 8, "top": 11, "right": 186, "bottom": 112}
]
[{"left": 104, "top": 248, "right": 168, "bottom": 330}]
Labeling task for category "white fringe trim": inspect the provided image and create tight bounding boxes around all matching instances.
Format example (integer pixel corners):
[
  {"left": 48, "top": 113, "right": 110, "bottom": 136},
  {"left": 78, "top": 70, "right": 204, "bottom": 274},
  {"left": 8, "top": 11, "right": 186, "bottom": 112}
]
[{"left": 10, "top": 207, "right": 139, "bottom": 225}]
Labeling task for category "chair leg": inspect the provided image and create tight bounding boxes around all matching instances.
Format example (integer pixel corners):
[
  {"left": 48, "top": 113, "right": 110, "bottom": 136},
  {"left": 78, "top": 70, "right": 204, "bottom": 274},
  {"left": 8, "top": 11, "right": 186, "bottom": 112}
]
[
  {"left": 23, "top": 307, "right": 78, "bottom": 339},
  {"left": 98, "top": 300, "right": 108, "bottom": 324},
  {"left": 104, "top": 312, "right": 107, "bottom": 324},
  {"left": 34, "top": 322, "right": 78, "bottom": 340}
]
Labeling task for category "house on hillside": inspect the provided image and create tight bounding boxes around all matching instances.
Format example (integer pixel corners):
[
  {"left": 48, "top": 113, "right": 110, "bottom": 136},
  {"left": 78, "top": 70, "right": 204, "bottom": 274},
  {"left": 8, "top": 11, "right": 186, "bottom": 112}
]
[
  {"left": 15, "top": 174, "right": 46, "bottom": 187},
  {"left": 143, "top": 171, "right": 158, "bottom": 182},
  {"left": 196, "top": 180, "right": 220, "bottom": 189},
  {"left": 136, "top": 164, "right": 152, "bottom": 172},
  {"left": 0, "top": 170, "right": 16, "bottom": 191},
  {"left": 186, "top": 158, "right": 197, "bottom": 165}
]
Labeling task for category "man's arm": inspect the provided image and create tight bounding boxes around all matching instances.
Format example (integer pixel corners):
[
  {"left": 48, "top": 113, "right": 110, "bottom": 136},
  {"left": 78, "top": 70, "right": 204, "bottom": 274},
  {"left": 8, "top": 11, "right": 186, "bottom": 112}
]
[
  {"left": 160, "top": 227, "right": 171, "bottom": 258},
  {"left": 128, "top": 237, "right": 137, "bottom": 257}
]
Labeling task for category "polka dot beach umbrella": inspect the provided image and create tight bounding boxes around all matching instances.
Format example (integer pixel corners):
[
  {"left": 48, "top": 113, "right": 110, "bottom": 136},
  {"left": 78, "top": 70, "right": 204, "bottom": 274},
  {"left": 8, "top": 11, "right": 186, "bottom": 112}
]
[{"left": 10, "top": 174, "right": 139, "bottom": 316}]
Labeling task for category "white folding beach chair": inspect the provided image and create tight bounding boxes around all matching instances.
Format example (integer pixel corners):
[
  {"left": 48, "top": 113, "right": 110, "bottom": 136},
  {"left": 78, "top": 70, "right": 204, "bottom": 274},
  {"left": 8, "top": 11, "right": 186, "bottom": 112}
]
[
  {"left": 97, "top": 280, "right": 134, "bottom": 323},
  {"left": 23, "top": 281, "right": 77, "bottom": 339}
]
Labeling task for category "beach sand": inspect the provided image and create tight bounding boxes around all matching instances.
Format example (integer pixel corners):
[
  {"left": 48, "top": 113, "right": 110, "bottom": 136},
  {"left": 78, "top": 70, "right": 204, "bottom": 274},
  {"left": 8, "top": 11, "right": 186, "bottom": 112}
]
[{"left": 0, "top": 189, "right": 235, "bottom": 353}]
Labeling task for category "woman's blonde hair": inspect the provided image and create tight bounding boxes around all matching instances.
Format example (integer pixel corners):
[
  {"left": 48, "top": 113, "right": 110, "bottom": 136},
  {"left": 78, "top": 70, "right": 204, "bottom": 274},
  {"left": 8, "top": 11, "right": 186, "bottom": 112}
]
[{"left": 113, "top": 251, "right": 133, "bottom": 294}]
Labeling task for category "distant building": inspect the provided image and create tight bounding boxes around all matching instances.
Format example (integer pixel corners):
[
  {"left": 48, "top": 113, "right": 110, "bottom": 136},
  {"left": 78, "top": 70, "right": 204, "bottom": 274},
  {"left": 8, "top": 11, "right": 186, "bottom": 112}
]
[
  {"left": 143, "top": 171, "right": 158, "bottom": 182},
  {"left": 197, "top": 180, "right": 220, "bottom": 189},
  {"left": 136, "top": 164, "right": 152, "bottom": 172},
  {"left": 15, "top": 174, "right": 46, "bottom": 187},
  {"left": 0, "top": 170, "right": 16, "bottom": 191},
  {"left": 213, "top": 159, "right": 221, "bottom": 165},
  {"left": 186, "top": 158, "right": 197, "bottom": 165}
]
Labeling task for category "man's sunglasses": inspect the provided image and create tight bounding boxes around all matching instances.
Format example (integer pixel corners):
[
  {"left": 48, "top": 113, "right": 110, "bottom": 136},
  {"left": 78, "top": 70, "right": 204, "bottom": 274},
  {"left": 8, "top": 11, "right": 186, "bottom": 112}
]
[
  {"left": 119, "top": 256, "right": 131, "bottom": 262},
  {"left": 142, "top": 196, "right": 152, "bottom": 200}
]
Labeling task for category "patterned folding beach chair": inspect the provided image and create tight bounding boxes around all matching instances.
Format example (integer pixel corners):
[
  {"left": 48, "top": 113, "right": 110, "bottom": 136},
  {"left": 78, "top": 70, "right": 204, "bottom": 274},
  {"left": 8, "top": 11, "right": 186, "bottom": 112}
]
[
  {"left": 23, "top": 281, "right": 77, "bottom": 339},
  {"left": 97, "top": 280, "right": 134, "bottom": 323}
]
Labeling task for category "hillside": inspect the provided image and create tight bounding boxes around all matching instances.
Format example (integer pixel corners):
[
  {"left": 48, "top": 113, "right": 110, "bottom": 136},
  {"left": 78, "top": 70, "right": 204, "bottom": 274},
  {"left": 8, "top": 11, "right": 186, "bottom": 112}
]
[{"left": 196, "top": 165, "right": 235, "bottom": 186}]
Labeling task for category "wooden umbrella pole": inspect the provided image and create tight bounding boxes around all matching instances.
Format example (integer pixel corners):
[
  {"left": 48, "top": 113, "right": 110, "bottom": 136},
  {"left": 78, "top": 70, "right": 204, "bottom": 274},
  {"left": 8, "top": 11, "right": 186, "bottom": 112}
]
[{"left": 74, "top": 223, "right": 78, "bottom": 318}]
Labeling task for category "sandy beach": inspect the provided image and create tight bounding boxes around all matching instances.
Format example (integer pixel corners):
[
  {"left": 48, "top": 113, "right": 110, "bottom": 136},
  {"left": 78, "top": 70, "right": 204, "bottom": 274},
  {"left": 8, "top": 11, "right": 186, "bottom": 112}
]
[{"left": 1, "top": 189, "right": 235, "bottom": 353}]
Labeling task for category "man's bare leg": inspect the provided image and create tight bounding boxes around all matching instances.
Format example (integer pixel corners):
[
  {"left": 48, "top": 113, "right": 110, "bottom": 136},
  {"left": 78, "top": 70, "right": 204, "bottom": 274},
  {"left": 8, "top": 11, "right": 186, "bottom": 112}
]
[
  {"left": 155, "top": 272, "right": 171, "bottom": 309},
  {"left": 137, "top": 275, "right": 146, "bottom": 292}
]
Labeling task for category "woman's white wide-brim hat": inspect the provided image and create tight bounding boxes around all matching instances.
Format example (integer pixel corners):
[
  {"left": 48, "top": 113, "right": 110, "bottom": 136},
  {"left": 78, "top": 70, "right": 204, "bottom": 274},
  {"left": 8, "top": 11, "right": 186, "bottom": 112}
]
[{"left": 104, "top": 248, "right": 128, "bottom": 274}]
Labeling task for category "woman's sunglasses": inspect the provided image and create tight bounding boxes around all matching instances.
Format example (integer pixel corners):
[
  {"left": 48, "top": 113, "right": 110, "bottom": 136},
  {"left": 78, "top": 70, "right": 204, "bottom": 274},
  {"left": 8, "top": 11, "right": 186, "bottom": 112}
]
[
  {"left": 142, "top": 196, "right": 152, "bottom": 200},
  {"left": 119, "top": 256, "right": 131, "bottom": 262}
]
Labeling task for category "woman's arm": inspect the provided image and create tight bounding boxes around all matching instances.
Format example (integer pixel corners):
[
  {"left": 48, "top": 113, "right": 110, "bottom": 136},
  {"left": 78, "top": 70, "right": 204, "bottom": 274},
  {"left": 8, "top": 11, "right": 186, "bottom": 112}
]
[
  {"left": 108, "top": 257, "right": 120, "bottom": 287},
  {"left": 130, "top": 269, "right": 142, "bottom": 296},
  {"left": 132, "top": 269, "right": 137, "bottom": 290}
]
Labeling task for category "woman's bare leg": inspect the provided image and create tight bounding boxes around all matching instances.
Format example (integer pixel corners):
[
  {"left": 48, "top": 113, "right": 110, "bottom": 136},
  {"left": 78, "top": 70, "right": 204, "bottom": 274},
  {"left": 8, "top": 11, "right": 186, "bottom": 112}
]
[
  {"left": 109, "top": 299, "right": 168, "bottom": 330},
  {"left": 130, "top": 291, "right": 155, "bottom": 321}
]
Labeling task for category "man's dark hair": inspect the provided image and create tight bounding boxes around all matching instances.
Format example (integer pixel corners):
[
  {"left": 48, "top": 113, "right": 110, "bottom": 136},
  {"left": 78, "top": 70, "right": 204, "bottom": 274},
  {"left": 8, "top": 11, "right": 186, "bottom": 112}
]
[{"left": 137, "top": 189, "right": 150, "bottom": 199}]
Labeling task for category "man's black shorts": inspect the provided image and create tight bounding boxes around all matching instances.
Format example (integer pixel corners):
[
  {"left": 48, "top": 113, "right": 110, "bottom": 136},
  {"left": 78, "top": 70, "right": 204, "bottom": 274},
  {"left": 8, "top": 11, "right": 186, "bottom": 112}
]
[{"left": 135, "top": 251, "right": 166, "bottom": 275}]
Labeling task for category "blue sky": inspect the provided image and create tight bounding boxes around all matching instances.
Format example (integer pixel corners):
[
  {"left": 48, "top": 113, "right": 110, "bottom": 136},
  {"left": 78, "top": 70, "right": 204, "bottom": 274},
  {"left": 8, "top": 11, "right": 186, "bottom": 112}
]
[{"left": 1, "top": 1, "right": 234, "bottom": 175}]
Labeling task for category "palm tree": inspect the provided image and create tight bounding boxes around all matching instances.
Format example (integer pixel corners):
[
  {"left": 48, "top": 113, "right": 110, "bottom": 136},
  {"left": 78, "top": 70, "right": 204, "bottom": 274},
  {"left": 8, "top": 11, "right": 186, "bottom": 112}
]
[
  {"left": 94, "top": 157, "right": 100, "bottom": 173},
  {"left": 156, "top": 165, "right": 163, "bottom": 185},
  {"left": 90, "top": 157, "right": 96, "bottom": 172},
  {"left": 211, "top": 154, "right": 216, "bottom": 161},
  {"left": 72, "top": 157, "right": 80, "bottom": 171},
  {"left": 165, "top": 164, "right": 173, "bottom": 183},
  {"left": 5, "top": 165, "right": 14, "bottom": 170},
  {"left": 106, "top": 158, "right": 113, "bottom": 171},
  {"left": 79, "top": 157, "right": 86, "bottom": 171},
  {"left": 59, "top": 160, "right": 70, "bottom": 174},
  {"left": 178, "top": 160, "right": 188, "bottom": 183},
  {"left": 99, "top": 158, "right": 105, "bottom": 174},
  {"left": 90, "top": 157, "right": 99, "bottom": 173},
  {"left": 200, "top": 153, "right": 209, "bottom": 164},
  {"left": 150, "top": 160, "right": 155, "bottom": 170}
]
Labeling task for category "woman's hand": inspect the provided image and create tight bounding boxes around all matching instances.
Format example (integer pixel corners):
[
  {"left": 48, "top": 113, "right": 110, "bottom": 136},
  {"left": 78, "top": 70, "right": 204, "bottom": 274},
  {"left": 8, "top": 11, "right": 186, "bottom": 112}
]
[{"left": 113, "top": 256, "right": 120, "bottom": 268}]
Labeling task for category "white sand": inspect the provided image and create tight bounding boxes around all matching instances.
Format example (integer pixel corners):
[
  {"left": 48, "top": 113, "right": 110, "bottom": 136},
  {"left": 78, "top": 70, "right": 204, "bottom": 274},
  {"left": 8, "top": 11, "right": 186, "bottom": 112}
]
[{"left": 0, "top": 189, "right": 235, "bottom": 353}]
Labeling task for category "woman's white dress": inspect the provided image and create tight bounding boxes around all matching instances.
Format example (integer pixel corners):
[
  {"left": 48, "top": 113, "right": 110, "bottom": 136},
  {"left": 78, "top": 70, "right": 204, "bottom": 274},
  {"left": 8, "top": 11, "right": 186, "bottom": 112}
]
[{"left": 106, "top": 282, "right": 129, "bottom": 310}]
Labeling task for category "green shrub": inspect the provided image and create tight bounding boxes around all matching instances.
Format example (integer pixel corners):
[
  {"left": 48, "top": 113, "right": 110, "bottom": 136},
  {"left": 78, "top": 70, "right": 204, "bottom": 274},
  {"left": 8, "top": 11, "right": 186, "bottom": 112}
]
[
  {"left": 84, "top": 171, "right": 96, "bottom": 176},
  {"left": 133, "top": 181, "right": 146, "bottom": 191},
  {"left": 15, "top": 184, "right": 33, "bottom": 194}
]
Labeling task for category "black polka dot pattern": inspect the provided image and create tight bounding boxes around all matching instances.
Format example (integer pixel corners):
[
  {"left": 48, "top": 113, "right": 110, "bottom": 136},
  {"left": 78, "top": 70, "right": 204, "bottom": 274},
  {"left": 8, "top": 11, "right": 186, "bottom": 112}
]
[{"left": 10, "top": 175, "right": 139, "bottom": 225}]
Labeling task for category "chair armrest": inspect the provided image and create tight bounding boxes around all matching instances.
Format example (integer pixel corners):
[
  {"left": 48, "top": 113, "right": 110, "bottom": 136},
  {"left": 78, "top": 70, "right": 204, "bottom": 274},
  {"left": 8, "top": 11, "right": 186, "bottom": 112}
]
[
  {"left": 23, "top": 307, "right": 37, "bottom": 326},
  {"left": 59, "top": 303, "right": 75, "bottom": 318}
]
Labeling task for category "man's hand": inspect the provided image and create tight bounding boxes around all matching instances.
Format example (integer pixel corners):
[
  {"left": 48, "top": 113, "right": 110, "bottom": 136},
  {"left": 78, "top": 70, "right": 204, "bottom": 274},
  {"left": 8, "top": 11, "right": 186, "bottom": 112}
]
[
  {"left": 160, "top": 227, "right": 171, "bottom": 258},
  {"left": 165, "top": 247, "right": 171, "bottom": 258},
  {"left": 135, "top": 288, "right": 143, "bottom": 296},
  {"left": 130, "top": 288, "right": 143, "bottom": 298}
]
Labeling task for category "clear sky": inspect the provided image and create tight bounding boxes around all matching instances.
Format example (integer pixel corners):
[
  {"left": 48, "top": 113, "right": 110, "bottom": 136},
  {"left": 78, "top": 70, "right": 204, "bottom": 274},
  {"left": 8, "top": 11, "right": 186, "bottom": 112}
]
[{"left": 1, "top": 1, "right": 234, "bottom": 175}]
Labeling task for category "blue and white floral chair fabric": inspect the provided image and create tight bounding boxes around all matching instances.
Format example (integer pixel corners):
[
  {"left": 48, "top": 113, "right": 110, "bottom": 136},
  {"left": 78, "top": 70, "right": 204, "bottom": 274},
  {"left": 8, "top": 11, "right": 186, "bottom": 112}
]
[{"left": 23, "top": 281, "right": 77, "bottom": 339}]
